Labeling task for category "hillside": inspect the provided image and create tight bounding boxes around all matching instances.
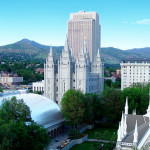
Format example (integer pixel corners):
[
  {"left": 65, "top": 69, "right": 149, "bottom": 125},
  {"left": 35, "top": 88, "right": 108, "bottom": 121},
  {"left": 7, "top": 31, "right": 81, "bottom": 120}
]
[{"left": 0, "top": 39, "right": 150, "bottom": 64}]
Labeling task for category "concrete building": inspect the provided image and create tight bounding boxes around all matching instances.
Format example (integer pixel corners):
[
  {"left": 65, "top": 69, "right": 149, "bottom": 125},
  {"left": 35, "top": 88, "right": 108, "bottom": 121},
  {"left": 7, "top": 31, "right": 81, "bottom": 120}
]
[
  {"left": 32, "top": 80, "right": 44, "bottom": 92},
  {"left": 121, "top": 59, "right": 150, "bottom": 90},
  {"left": 0, "top": 90, "right": 64, "bottom": 139},
  {"left": 68, "top": 11, "right": 101, "bottom": 62},
  {"left": 44, "top": 39, "right": 104, "bottom": 105},
  {"left": 0, "top": 72, "right": 23, "bottom": 86},
  {"left": 115, "top": 91, "right": 150, "bottom": 150}
]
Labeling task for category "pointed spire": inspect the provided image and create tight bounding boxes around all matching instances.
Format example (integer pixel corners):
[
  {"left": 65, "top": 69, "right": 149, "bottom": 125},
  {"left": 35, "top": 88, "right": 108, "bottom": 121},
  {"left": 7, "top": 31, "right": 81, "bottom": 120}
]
[
  {"left": 121, "top": 112, "right": 124, "bottom": 139},
  {"left": 117, "top": 122, "right": 121, "bottom": 141},
  {"left": 64, "top": 35, "right": 70, "bottom": 52},
  {"left": 124, "top": 115, "right": 127, "bottom": 136},
  {"left": 97, "top": 48, "right": 100, "bottom": 58},
  {"left": 125, "top": 96, "right": 128, "bottom": 115},
  {"left": 49, "top": 45, "right": 53, "bottom": 56},
  {"left": 81, "top": 46, "right": 84, "bottom": 56},
  {"left": 133, "top": 120, "right": 138, "bottom": 143},
  {"left": 145, "top": 88, "right": 150, "bottom": 117},
  {"left": 133, "top": 109, "right": 136, "bottom": 115}
]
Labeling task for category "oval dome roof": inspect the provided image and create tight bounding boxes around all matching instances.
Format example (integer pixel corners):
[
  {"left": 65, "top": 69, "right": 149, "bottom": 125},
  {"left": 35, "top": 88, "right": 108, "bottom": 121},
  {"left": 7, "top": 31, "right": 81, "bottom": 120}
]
[{"left": 0, "top": 93, "right": 64, "bottom": 128}]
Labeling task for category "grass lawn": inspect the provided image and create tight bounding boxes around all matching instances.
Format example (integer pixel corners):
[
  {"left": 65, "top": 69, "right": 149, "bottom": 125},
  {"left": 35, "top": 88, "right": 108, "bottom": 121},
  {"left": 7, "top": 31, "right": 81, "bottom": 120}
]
[
  {"left": 84, "top": 127, "right": 117, "bottom": 141},
  {"left": 70, "top": 141, "right": 115, "bottom": 150}
]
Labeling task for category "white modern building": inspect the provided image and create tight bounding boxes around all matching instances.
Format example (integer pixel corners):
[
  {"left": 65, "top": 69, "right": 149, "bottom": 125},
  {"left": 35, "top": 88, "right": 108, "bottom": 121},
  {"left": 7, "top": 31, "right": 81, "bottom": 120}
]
[
  {"left": 115, "top": 91, "right": 150, "bottom": 150},
  {"left": 32, "top": 80, "right": 44, "bottom": 92},
  {"left": 121, "top": 59, "right": 150, "bottom": 90},
  {"left": 68, "top": 11, "right": 101, "bottom": 62},
  {"left": 0, "top": 90, "right": 64, "bottom": 139}
]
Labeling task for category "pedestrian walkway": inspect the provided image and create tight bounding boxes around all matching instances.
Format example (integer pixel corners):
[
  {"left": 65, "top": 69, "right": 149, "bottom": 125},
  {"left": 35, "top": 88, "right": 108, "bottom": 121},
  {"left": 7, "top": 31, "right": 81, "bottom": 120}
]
[
  {"left": 88, "top": 138, "right": 115, "bottom": 144},
  {"left": 48, "top": 133, "right": 68, "bottom": 150}
]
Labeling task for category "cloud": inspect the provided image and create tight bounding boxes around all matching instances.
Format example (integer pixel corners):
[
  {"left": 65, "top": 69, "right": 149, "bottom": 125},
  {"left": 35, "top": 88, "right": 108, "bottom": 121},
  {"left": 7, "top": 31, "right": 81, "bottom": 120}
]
[{"left": 135, "top": 19, "right": 150, "bottom": 25}]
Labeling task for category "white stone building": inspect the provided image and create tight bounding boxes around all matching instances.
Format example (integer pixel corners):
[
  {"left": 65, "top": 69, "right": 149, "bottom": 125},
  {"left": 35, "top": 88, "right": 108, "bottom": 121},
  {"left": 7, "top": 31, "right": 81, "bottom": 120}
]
[
  {"left": 115, "top": 91, "right": 150, "bottom": 150},
  {"left": 121, "top": 59, "right": 150, "bottom": 90},
  {"left": 32, "top": 80, "right": 44, "bottom": 92},
  {"left": 0, "top": 90, "right": 64, "bottom": 139},
  {"left": 44, "top": 38, "right": 104, "bottom": 105}
]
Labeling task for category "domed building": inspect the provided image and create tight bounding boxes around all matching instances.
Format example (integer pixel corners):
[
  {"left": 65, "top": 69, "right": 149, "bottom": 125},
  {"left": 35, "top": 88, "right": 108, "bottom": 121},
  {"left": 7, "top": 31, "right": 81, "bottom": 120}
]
[{"left": 0, "top": 90, "right": 64, "bottom": 139}]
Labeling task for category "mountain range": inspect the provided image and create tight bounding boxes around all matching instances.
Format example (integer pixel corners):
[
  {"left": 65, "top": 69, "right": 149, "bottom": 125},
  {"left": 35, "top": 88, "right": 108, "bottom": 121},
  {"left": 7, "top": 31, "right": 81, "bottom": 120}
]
[{"left": 0, "top": 39, "right": 150, "bottom": 64}]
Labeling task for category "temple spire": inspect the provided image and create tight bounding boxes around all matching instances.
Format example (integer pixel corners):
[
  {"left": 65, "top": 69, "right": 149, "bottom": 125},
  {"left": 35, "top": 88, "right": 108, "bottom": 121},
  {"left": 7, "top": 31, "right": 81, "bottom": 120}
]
[
  {"left": 124, "top": 115, "right": 127, "bottom": 136},
  {"left": 49, "top": 45, "right": 53, "bottom": 56},
  {"left": 97, "top": 48, "right": 100, "bottom": 58},
  {"left": 121, "top": 112, "right": 124, "bottom": 139},
  {"left": 125, "top": 96, "right": 128, "bottom": 115},
  {"left": 117, "top": 122, "right": 121, "bottom": 141},
  {"left": 64, "top": 35, "right": 70, "bottom": 53},
  {"left": 133, "top": 120, "right": 138, "bottom": 143}
]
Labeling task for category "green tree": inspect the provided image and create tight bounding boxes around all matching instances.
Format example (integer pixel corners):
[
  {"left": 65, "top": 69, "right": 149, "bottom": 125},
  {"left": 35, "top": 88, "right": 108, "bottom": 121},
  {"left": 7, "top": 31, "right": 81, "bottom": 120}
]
[
  {"left": 0, "top": 97, "right": 50, "bottom": 150},
  {"left": 61, "top": 89, "right": 86, "bottom": 128},
  {"left": 84, "top": 93, "right": 102, "bottom": 124},
  {"left": 121, "top": 83, "right": 150, "bottom": 115},
  {"left": 0, "top": 96, "right": 31, "bottom": 122},
  {"left": 102, "top": 87, "right": 122, "bottom": 122},
  {"left": 0, "top": 86, "right": 3, "bottom": 93}
]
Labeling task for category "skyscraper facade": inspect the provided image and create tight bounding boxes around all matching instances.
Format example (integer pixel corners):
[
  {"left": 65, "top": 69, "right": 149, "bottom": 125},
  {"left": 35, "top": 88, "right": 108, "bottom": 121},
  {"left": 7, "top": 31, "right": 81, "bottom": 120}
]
[
  {"left": 44, "top": 11, "right": 104, "bottom": 105},
  {"left": 68, "top": 11, "right": 101, "bottom": 62}
]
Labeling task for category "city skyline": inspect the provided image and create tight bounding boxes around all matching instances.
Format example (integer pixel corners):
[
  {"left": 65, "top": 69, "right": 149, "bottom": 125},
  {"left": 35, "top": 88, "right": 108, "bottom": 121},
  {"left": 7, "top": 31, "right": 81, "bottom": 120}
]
[{"left": 0, "top": 0, "right": 150, "bottom": 49}]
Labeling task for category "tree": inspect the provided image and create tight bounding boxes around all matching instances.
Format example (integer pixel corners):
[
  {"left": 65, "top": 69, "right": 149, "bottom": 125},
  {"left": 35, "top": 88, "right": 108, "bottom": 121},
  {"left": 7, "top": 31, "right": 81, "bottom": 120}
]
[
  {"left": 0, "top": 97, "right": 50, "bottom": 150},
  {"left": 84, "top": 93, "right": 102, "bottom": 123},
  {"left": 0, "top": 96, "right": 31, "bottom": 123},
  {"left": 0, "top": 86, "right": 3, "bottom": 93},
  {"left": 61, "top": 89, "right": 86, "bottom": 128},
  {"left": 121, "top": 83, "right": 150, "bottom": 115},
  {"left": 102, "top": 87, "right": 123, "bottom": 122}
]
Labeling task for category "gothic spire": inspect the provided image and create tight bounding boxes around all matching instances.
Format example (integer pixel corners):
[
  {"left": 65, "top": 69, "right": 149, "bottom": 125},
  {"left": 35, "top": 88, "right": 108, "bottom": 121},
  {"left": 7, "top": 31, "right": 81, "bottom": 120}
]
[
  {"left": 125, "top": 96, "right": 128, "bottom": 115},
  {"left": 97, "top": 48, "right": 100, "bottom": 58},
  {"left": 133, "top": 120, "right": 138, "bottom": 143},
  {"left": 64, "top": 35, "right": 70, "bottom": 53},
  {"left": 117, "top": 122, "right": 121, "bottom": 141},
  {"left": 145, "top": 88, "right": 150, "bottom": 117},
  {"left": 49, "top": 45, "right": 53, "bottom": 57},
  {"left": 124, "top": 115, "right": 127, "bottom": 136},
  {"left": 121, "top": 112, "right": 124, "bottom": 139}
]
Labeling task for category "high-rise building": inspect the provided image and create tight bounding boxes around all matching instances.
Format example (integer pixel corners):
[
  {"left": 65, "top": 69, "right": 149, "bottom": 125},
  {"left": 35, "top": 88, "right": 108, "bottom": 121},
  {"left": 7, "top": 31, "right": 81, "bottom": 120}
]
[
  {"left": 68, "top": 11, "right": 101, "bottom": 62},
  {"left": 43, "top": 11, "right": 104, "bottom": 105},
  {"left": 121, "top": 59, "right": 150, "bottom": 90}
]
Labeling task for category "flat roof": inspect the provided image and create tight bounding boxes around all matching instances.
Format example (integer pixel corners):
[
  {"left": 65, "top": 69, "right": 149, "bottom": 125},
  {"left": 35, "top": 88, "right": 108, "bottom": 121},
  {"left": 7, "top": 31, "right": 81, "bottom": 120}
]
[{"left": 121, "top": 58, "right": 150, "bottom": 61}]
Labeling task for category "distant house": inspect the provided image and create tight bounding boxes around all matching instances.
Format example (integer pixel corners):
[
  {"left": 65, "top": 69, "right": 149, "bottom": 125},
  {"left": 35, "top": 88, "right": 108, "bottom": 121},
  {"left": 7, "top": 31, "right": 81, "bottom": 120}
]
[
  {"left": 0, "top": 71, "right": 23, "bottom": 86},
  {"left": 35, "top": 68, "right": 44, "bottom": 74}
]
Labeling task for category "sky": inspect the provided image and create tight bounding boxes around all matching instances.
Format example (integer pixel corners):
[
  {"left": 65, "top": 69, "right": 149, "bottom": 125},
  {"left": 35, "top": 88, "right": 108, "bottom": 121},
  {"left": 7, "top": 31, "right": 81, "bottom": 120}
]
[{"left": 0, "top": 0, "right": 150, "bottom": 50}]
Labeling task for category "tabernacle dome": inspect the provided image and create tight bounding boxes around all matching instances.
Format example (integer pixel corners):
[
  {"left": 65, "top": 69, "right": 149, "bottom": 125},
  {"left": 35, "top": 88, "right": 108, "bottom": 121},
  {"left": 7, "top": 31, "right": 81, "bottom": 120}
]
[{"left": 0, "top": 91, "right": 64, "bottom": 138}]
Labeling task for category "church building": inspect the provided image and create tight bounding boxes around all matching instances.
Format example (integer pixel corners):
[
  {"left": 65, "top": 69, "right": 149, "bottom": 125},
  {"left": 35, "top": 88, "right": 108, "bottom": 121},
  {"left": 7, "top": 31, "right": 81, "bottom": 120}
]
[
  {"left": 44, "top": 38, "right": 104, "bottom": 105},
  {"left": 115, "top": 91, "right": 150, "bottom": 150}
]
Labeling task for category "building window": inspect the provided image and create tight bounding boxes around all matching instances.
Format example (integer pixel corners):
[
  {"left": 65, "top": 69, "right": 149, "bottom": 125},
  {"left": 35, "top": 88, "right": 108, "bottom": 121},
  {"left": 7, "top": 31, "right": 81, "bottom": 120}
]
[{"left": 64, "top": 82, "right": 65, "bottom": 92}]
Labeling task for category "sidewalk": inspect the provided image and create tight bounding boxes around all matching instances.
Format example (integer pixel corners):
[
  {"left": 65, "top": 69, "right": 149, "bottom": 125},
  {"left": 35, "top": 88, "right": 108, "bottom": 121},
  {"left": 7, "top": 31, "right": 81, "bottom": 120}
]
[
  {"left": 88, "top": 138, "right": 115, "bottom": 143},
  {"left": 48, "top": 133, "right": 68, "bottom": 150}
]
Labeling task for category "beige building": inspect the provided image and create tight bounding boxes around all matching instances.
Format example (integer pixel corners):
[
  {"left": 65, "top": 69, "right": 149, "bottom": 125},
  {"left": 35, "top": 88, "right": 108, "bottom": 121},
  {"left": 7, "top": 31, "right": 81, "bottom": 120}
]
[
  {"left": 68, "top": 11, "right": 101, "bottom": 62},
  {"left": 121, "top": 59, "right": 150, "bottom": 90},
  {"left": 0, "top": 72, "right": 23, "bottom": 86}
]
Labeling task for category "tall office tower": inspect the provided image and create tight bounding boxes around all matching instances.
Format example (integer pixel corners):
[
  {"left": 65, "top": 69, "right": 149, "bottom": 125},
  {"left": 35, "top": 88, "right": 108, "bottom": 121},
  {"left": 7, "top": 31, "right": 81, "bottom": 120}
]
[{"left": 68, "top": 11, "right": 101, "bottom": 62}]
